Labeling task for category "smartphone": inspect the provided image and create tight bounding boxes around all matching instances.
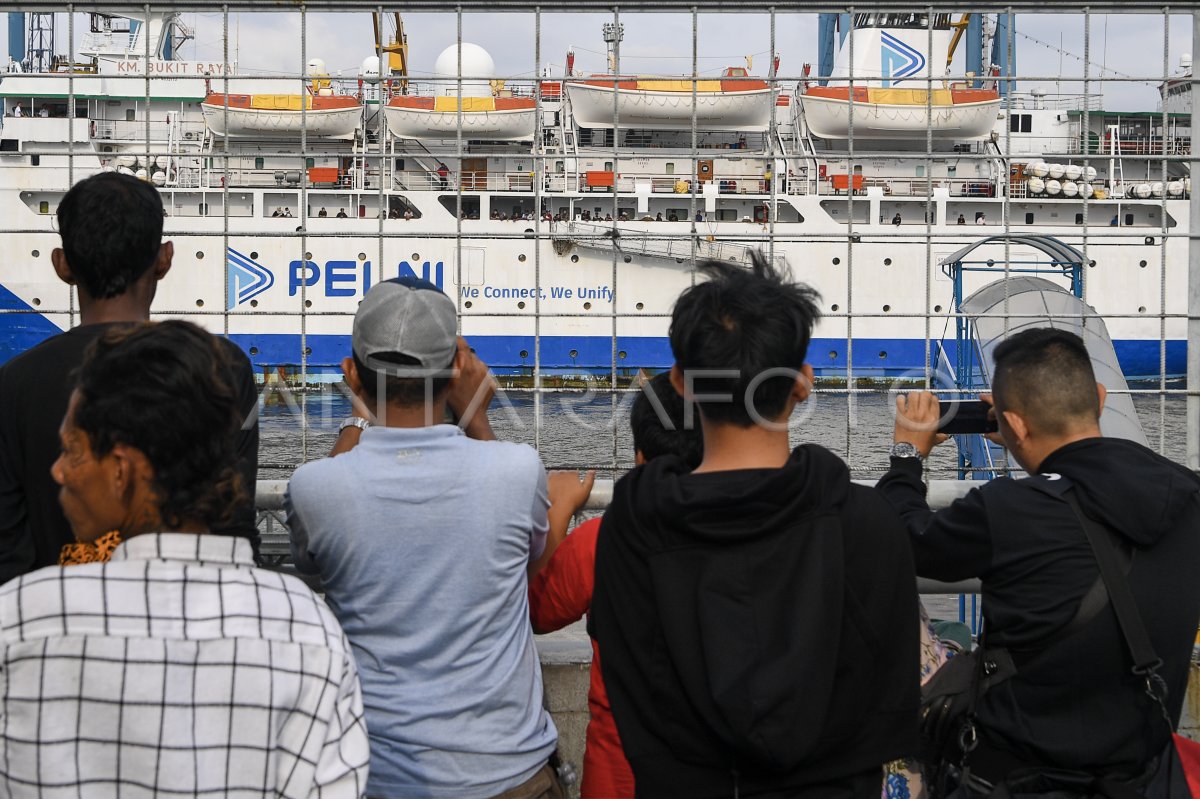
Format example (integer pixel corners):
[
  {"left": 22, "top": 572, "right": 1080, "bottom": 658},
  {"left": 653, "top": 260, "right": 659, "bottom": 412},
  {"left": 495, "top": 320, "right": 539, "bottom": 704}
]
[{"left": 937, "top": 400, "right": 999, "bottom": 435}]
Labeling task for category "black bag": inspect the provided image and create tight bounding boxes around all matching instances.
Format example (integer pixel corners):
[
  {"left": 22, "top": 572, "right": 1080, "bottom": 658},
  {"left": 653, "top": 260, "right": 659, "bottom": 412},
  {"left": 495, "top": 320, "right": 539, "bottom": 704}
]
[{"left": 919, "top": 645, "right": 1016, "bottom": 766}]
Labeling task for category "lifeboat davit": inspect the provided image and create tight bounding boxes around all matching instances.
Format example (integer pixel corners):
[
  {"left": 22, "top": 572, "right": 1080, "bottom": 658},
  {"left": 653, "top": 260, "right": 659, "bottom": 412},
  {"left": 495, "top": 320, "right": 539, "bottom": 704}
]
[
  {"left": 384, "top": 95, "right": 537, "bottom": 140},
  {"left": 565, "top": 68, "right": 776, "bottom": 132},
  {"left": 201, "top": 93, "right": 362, "bottom": 138},
  {"left": 798, "top": 86, "right": 1001, "bottom": 140}
]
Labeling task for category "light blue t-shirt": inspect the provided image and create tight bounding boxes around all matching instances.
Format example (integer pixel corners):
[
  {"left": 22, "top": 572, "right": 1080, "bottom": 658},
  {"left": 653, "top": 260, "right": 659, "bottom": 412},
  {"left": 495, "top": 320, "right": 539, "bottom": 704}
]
[{"left": 286, "top": 424, "right": 557, "bottom": 799}]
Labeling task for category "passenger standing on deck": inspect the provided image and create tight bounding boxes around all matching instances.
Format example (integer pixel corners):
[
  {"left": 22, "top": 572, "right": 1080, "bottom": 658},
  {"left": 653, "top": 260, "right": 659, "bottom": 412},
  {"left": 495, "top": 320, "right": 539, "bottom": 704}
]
[
  {"left": 0, "top": 173, "right": 259, "bottom": 583},
  {"left": 882, "top": 328, "right": 1200, "bottom": 797},
  {"left": 0, "top": 320, "right": 369, "bottom": 796},
  {"left": 590, "top": 253, "right": 920, "bottom": 799},
  {"left": 285, "top": 277, "right": 563, "bottom": 799},
  {"left": 529, "top": 372, "right": 704, "bottom": 799}
]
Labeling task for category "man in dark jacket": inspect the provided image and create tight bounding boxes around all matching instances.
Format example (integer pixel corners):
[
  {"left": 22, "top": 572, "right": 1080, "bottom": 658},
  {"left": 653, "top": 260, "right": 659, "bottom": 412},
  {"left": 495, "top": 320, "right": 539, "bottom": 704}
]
[
  {"left": 880, "top": 328, "right": 1200, "bottom": 792},
  {"left": 590, "top": 253, "right": 920, "bottom": 799},
  {"left": 0, "top": 173, "right": 260, "bottom": 582}
]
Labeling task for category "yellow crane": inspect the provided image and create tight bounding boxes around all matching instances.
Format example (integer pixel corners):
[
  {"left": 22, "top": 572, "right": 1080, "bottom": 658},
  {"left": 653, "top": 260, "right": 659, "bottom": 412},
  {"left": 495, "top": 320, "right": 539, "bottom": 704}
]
[
  {"left": 946, "top": 13, "right": 971, "bottom": 71},
  {"left": 372, "top": 11, "right": 409, "bottom": 92}
]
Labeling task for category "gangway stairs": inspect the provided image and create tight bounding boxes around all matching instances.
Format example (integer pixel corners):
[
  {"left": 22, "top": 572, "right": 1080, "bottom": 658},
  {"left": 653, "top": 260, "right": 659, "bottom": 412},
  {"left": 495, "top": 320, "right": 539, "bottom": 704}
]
[{"left": 553, "top": 221, "right": 788, "bottom": 269}]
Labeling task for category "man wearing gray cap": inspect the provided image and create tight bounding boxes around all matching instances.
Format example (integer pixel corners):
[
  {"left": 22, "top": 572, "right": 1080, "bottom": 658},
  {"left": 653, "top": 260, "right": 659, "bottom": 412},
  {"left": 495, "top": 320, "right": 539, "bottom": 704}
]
[{"left": 285, "top": 276, "right": 562, "bottom": 799}]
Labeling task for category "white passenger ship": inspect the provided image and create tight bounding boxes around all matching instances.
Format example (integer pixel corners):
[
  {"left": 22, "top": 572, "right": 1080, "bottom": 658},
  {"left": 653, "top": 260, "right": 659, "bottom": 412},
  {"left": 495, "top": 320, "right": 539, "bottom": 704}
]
[{"left": 0, "top": 10, "right": 1190, "bottom": 380}]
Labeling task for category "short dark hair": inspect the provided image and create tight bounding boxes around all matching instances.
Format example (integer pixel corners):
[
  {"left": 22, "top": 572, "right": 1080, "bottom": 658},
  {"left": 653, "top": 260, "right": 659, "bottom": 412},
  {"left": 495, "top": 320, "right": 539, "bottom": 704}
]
[
  {"left": 630, "top": 372, "right": 704, "bottom": 468},
  {"left": 353, "top": 352, "right": 453, "bottom": 408},
  {"left": 992, "top": 328, "right": 1099, "bottom": 435},
  {"left": 668, "top": 251, "right": 821, "bottom": 426},
  {"left": 74, "top": 321, "right": 246, "bottom": 530},
  {"left": 56, "top": 173, "right": 165, "bottom": 299}
]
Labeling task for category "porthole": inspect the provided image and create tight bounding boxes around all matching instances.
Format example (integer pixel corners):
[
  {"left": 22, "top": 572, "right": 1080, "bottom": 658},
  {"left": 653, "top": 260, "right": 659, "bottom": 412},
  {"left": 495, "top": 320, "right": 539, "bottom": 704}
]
[
  {"left": 635, "top": 302, "right": 645, "bottom": 311},
  {"left": 520, "top": 350, "right": 529, "bottom": 358},
  {"left": 1138, "top": 306, "right": 1147, "bottom": 313},
  {"left": 878, "top": 351, "right": 887, "bottom": 359},
  {"left": 30, "top": 249, "right": 39, "bottom": 258},
  {"left": 196, "top": 299, "right": 204, "bottom": 308},
  {"left": 623, "top": 255, "right": 632, "bottom": 263},
  {"left": 882, "top": 304, "right": 891, "bottom": 312},
  {"left": 249, "top": 347, "right": 259, "bottom": 355},
  {"left": 831, "top": 304, "right": 840, "bottom": 312},
  {"left": 31, "top": 297, "right": 40, "bottom": 306},
  {"left": 1089, "top": 260, "right": 1097, "bottom": 268},
  {"left": 583, "top": 302, "right": 592, "bottom": 310},
  {"left": 250, "top": 299, "right": 259, "bottom": 308},
  {"left": 303, "top": 347, "right": 312, "bottom": 356},
  {"left": 1145, "top": 237, "right": 1155, "bottom": 246},
  {"left": 304, "top": 300, "right": 313, "bottom": 308},
  {"left": 618, "top": 350, "right": 628, "bottom": 360},
  {"left": 358, "top": 252, "right": 367, "bottom": 261},
  {"left": 1139, "top": 260, "right": 1148, "bottom": 268},
  {"left": 883, "top": 258, "right": 892, "bottom": 266},
  {"left": 412, "top": 253, "right": 420, "bottom": 261},
  {"left": 828, "top": 350, "right": 838, "bottom": 360},
  {"left": 569, "top": 349, "right": 579, "bottom": 358},
  {"left": 304, "top": 251, "right": 313, "bottom": 261},
  {"left": 832, "top": 257, "right": 841, "bottom": 265},
  {"left": 518, "top": 301, "right": 526, "bottom": 309},
  {"left": 571, "top": 254, "right": 579, "bottom": 263},
  {"left": 518, "top": 254, "right": 527, "bottom": 262},
  {"left": 196, "top": 251, "right": 204, "bottom": 259},
  {"left": 464, "top": 300, "right": 473, "bottom": 309},
  {"left": 934, "top": 304, "right": 943, "bottom": 313},
  {"left": 250, "top": 251, "right": 259, "bottom": 260}
]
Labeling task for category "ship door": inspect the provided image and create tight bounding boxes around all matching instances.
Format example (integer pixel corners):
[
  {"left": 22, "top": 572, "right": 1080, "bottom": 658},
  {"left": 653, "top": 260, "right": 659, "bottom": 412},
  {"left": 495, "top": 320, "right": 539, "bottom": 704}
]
[
  {"left": 462, "top": 158, "right": 488, "bottom": 191},
  {"left": 753, "top": 204, "right": 769, "bottom": 223},
  {"left": 697, "top": 159, "right": 714, "bottom": 183}
]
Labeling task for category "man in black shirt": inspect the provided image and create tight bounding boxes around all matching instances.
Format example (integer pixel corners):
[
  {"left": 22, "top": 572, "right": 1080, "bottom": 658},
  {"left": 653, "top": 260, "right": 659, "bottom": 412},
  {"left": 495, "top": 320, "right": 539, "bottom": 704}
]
[
  {"left": 0, "top": 173, "right": 259, "bottom": 583},
  {"left": 881, "top": 329, "right": 1200, "bottom": 792},
  {"left": 590, "top": 253, "right": 919, "bottom": 798}
]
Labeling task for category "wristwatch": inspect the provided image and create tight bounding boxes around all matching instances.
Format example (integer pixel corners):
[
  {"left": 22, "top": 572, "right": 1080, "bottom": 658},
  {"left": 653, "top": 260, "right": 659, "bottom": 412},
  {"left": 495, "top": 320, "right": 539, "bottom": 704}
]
[
  {"left": 890, "top": 442, "right": 922, "bottom": 460},
  {"left": 339, "top": 416, "right": 372, "bottom": 434}
]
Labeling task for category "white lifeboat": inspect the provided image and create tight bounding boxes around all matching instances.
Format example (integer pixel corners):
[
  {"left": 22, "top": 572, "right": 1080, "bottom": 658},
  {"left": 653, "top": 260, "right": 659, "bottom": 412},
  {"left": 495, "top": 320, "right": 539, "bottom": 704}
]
[
  {"left": 201, "top": 93, "right": 362, "bottom": 139},
  {"left": 565, "top": 68, "right": 776, "bottom": 132},
  {"left": 384, "top": 95, "right": 537, "bottom": 140},
  {"left": 798, "top": 85, "right": 1000, "bottom": 140}
]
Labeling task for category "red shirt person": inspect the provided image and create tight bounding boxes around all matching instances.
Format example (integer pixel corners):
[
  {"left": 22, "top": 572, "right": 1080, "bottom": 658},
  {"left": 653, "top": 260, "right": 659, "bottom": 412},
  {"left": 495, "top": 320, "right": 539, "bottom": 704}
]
[{"left": 529, "top": 373, "right": 702, "bottom": 799}]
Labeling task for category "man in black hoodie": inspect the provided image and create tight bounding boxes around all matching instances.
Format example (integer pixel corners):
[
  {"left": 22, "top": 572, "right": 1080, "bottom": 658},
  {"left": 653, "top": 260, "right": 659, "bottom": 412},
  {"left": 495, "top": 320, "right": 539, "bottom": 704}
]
[
  {"left": 590, "top": 253, "right": 920, "bottom": 799},
  {"left": 880, "top": 328, "right": 1200, "bottom": 793}
]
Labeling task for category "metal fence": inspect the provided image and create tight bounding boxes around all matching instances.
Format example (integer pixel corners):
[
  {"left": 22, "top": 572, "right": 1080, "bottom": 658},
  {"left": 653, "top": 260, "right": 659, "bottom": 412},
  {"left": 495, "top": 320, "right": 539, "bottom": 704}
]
[{"left": 0, "top": 2, "right": 1196, "bottom": 498}]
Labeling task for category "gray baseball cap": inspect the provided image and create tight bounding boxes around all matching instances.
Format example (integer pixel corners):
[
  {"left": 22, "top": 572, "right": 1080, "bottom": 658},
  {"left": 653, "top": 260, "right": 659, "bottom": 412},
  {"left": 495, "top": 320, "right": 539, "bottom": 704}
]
[{"left": 352, "top": 277, "right": 457, "bottom": 374}]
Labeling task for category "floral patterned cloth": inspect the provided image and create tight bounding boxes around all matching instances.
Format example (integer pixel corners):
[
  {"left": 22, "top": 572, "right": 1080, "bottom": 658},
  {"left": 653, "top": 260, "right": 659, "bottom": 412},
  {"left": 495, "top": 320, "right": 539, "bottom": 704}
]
[
  {"left": 59, "top": 530, "right": 122, "bottom": 566},
  {"left": 883, "top": 604, "right": 957, "bottom": 799}
]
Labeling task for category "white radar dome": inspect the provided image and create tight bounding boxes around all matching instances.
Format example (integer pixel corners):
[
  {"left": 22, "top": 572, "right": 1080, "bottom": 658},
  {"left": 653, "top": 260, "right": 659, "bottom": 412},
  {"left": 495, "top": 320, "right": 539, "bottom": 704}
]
[
  {"left": 434, "top": 43, "right": 496, "bottom": 98},
  {"left": 360, "top": 55, "right": 381, "bottom": 82},
  {"left": 307, "top": 57, "right": 328, "bottom": 75}
]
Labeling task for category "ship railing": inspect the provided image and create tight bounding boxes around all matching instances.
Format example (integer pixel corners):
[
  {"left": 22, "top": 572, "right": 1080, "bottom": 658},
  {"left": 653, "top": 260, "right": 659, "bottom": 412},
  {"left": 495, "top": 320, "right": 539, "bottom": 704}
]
[
  {"left": 79, "top": 31, "right": 139, "bottom": 57},
  {"left": 1064, "top": 135, "right": 1192, "bottom": 156},
  {"left": 92, "top": 119, "right": 208, "bottom": 143},
  {"left": 1004, "top": 92, "right": 1102, "bottom": 111}
]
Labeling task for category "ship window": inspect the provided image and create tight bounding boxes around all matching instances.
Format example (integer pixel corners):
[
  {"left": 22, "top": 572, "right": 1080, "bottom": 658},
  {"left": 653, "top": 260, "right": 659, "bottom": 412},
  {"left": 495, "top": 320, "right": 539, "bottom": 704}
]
[
  {"left": 1075, "top": 213, "right": 1084, "bottom": 225},
  {"left": 395, "top": 158, "right": 405, "bottom": 171},
  {"left": 915, "top": 165, "right": 925, "bottom": 177},
  {"left": 1009, "top": 114, "right": 1032, "bottom": 133},
  {"left": 255, "top": 157, "right": 264, "bottom": 170},
  {"left": 1125, "top": 213, "right": 1135, "bottom": 226},
  {"left": 39, "top": 201, "right": 49, "bottom": 214},
  {"left": 1025, "top": 212, "right": 1035, "bottom": 224},
  {"left": 198, "top": 203, "right": 209, "bottom": 216},
  {"left": 125, "top": 109, "right": 135, "bottom": 122},
  {"left": 665, "top": 163, "right": 675, "bottom": 175},
  {"left": 555, "top": 161, "right": 564, "bottom": 173},
  {"left": 306, "top": 158, "right": 315, "bottom": 168},
  {"left": 30, "top": 155, "right": 39, "bottom": 166}
]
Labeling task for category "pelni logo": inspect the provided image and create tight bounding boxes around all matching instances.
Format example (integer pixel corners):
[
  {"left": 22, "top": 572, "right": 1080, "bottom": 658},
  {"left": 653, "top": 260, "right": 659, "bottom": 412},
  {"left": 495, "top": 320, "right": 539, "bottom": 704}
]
[
  {"left": 880, "top": 31, "right": 925, "bottom": 87},
  {"left": 227, "top": 247, "right": 274, "bottom": 309}
]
